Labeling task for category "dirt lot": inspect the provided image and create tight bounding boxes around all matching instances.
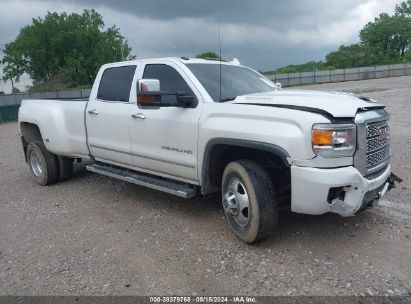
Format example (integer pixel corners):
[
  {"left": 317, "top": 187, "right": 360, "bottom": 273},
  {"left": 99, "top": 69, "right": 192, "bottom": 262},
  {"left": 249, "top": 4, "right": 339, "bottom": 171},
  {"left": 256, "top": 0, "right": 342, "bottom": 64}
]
[{"left": 0, "top": 76, "right": 410, "bottom": 296}]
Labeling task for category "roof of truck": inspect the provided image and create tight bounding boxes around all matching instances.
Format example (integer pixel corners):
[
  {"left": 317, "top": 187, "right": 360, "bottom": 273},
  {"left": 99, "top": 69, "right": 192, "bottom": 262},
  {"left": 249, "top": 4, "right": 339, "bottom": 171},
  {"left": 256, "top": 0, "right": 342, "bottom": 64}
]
[{"left": 104, "top": 57, "right": 240, "bottom": 67}]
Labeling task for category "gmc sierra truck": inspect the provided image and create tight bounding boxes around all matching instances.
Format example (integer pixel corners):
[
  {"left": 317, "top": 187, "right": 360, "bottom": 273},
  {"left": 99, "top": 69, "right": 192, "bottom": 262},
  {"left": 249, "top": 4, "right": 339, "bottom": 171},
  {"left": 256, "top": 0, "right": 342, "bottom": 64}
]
[{"left": 18, "top": 57, "right": 400, "bottom": 243}]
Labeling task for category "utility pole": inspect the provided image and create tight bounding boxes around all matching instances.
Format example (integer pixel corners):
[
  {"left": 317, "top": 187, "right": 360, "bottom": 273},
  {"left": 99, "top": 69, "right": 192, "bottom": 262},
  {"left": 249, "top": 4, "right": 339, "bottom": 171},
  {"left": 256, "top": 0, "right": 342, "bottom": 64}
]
[
  {"left": 10, "top": 78, "right": 15, "bottom": 93},
  {"left": 121, "top": 39, "right": 124, "bottom": 61}
]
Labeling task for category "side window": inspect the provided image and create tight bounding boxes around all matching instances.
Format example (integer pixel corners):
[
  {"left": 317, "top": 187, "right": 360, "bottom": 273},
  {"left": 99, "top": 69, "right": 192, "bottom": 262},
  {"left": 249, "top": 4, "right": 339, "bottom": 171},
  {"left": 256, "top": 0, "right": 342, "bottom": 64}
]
[
  {"left": 97, "top": 65, "right": 136, "bottom": 102},
  {"left": 142, "top": 64, "right": 193, "bottom": 102}
]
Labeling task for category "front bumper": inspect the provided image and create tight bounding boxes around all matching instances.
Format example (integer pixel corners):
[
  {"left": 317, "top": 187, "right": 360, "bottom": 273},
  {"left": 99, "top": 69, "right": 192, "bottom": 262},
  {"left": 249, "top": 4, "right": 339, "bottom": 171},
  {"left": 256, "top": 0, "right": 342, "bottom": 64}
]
[{"left": 291, "top": 165, "right": 394, "bottom": 216}]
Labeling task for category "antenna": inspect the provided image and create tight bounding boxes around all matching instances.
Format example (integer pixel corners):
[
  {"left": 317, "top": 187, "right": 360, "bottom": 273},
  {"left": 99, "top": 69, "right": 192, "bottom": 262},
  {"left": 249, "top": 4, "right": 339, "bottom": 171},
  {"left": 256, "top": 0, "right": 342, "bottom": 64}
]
[{"left": 219, "top": 22, "right": 222, "bottom": 102}]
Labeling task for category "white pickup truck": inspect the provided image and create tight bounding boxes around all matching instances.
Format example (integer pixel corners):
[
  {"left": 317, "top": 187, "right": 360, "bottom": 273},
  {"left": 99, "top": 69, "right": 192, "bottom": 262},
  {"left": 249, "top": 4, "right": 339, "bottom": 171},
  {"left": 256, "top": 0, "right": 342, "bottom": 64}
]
[{"left": 18, "top": 57, "right": 401, "bottom": 243}]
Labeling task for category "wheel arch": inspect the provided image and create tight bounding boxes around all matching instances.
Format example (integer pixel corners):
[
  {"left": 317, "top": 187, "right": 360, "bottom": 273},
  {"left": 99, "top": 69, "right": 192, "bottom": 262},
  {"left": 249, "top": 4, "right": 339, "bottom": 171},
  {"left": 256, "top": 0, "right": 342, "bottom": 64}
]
[
  {"left": 20, "top": 122, "right": 43, "bottom": 162},
  {"left": 201, "top": 138, "right": 291, "bottom": 195}
]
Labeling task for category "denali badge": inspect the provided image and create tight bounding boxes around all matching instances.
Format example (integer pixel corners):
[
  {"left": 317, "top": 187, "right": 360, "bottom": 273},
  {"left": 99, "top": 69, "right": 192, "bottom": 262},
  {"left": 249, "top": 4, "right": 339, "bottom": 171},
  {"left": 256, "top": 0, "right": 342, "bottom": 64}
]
[{"left": 161, "top": 146, "right": 193, "bottom": 154}]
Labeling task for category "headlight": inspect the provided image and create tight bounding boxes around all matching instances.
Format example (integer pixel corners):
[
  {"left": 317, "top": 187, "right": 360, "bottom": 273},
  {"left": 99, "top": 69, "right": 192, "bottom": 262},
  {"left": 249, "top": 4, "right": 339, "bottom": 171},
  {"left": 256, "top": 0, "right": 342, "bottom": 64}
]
[{"left": 312, "top": 124, "right": 356, "bottom": 158}]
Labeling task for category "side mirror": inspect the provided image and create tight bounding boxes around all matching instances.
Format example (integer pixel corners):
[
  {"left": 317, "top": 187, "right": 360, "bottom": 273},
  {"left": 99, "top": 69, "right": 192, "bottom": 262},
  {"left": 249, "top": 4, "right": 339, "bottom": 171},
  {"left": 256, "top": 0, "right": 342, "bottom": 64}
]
[
  {"left": 137, "top": 78, "right": 196, "bottom": 108},
  {"left": 138, "top": 79, "right": 160, "bottom": 93},
  {"left": 137, "top": 79, "right": 161, "bottom": 104},
  {"left": 275, "top": 82, "right": 282, "bottom": 89}
]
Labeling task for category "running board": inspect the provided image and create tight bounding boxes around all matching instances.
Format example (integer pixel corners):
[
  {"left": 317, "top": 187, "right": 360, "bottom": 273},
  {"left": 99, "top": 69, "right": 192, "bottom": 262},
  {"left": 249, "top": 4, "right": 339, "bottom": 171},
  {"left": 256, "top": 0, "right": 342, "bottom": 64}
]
[{"left": 86, "top": 164, "right": 197, "bottom": 198}]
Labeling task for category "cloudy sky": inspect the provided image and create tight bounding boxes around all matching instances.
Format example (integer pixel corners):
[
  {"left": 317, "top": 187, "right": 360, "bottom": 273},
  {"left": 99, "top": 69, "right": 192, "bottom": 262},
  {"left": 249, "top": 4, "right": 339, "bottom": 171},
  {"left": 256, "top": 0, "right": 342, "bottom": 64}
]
[{"left": 0, "top": 0, "right": 403, "bottom": 93}]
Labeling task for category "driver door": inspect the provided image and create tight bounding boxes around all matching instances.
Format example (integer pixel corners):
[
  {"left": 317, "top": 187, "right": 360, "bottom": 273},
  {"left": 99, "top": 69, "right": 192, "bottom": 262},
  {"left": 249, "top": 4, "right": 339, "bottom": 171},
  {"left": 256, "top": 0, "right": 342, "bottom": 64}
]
[{"left": 130, "top": 63, "right": 202, "bottom": 183}]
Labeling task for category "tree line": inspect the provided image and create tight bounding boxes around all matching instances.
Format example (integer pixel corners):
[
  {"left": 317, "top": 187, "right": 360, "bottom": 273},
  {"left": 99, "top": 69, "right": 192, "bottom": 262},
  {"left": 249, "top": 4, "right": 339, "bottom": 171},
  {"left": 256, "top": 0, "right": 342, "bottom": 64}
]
[
  {"left": 1, "top": 9, "right": 134, "bottom": 92},
  {"left": 267, "top": 0, "right": 411, "bottom": 74}
]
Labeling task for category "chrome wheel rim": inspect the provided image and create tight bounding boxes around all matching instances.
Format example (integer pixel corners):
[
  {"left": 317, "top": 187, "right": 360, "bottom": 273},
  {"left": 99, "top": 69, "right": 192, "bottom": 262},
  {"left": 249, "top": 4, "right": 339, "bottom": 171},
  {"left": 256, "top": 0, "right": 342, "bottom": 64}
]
[
  {"left": 223, "top": 178, "right": 250, "bottom": 226},
  {"left": 30, "top": 151, "right": 43, "bottom": 177}
]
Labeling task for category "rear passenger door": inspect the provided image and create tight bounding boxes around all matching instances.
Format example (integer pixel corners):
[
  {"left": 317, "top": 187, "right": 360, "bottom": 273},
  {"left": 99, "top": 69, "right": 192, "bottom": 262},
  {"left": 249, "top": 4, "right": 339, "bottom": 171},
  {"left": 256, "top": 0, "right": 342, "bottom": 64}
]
[{"left": 86, "top": 65, "right": 137, "bottom": 166}]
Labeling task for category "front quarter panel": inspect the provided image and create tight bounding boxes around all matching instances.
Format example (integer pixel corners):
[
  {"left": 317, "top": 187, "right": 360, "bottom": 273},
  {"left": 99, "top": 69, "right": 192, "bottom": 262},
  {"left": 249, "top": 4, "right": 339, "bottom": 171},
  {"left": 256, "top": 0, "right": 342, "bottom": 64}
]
[{"left": 198, "top": 102, "right": 331, "bottom": 181}]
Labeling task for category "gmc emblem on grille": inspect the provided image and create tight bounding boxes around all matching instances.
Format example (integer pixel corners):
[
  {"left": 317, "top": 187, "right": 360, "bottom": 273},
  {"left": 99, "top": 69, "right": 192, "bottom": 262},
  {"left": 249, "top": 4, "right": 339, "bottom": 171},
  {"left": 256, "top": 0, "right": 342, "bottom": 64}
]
[{"left": 378, "top": 126, "right": 389, "bottom": 140}]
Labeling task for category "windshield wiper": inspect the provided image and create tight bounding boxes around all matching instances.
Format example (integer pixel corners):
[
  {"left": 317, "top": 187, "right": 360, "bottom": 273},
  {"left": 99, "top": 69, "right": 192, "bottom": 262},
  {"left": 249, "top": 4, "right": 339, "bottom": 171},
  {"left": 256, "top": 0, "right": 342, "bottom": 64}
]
[{"left": 219, "top": 96, "right": 237, "bottom": 102}]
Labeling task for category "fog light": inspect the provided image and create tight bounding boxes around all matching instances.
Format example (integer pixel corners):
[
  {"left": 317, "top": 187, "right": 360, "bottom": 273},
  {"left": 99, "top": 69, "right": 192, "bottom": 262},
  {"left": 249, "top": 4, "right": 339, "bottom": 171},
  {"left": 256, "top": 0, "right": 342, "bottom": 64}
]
[{"left": 327, "top": 187, "right": 346, "bottom": 204}]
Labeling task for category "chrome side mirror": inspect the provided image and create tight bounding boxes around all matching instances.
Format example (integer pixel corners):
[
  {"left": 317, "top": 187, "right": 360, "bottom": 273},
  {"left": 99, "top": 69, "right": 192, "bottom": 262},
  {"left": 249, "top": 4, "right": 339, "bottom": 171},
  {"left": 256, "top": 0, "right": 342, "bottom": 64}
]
[
  {"left": 137, "top": 79, "right": 160, "bottom": 94},
  {"left": 137, "top": 78, "right": 195, "bottom": 108}
]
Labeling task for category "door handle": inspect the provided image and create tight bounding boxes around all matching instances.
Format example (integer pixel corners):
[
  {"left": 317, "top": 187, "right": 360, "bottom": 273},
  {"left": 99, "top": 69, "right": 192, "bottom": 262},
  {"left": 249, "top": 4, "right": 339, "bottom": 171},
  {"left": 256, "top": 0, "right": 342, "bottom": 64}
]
[
  {"left": 88, "top": 109, "right": 99, "bottom": 115},
  {"left": 132, "top": 113, "right": 146, "bottom": 120}
]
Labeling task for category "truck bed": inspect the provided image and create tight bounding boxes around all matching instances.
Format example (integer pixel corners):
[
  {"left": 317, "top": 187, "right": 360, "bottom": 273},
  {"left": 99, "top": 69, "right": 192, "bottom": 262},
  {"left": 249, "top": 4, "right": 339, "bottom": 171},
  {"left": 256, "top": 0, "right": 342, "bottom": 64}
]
[{"left": 19, "top": 98, "right": 89, "bottom": 158}]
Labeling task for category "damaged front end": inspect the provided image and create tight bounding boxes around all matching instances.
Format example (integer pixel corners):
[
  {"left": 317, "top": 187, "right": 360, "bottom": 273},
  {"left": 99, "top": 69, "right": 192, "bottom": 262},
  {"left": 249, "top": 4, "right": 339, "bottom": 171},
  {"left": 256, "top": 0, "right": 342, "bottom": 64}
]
[{"left": 359, "top": 172, "right": 403, "bottom": 211}]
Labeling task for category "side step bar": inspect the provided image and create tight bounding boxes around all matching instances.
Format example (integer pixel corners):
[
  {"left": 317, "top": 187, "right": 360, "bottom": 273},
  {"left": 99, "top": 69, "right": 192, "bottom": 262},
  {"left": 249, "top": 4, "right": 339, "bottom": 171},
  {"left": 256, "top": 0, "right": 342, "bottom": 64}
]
[{"left": 86, "top": 164, "right": 198, "bottom": 198}]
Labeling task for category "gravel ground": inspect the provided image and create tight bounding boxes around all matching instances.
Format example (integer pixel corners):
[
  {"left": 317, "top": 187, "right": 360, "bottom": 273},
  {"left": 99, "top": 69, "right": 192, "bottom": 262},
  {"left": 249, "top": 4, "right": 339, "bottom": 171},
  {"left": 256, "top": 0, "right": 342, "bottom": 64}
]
[{"left": 0, "top": 76, "right": 410, "bottom": 296}]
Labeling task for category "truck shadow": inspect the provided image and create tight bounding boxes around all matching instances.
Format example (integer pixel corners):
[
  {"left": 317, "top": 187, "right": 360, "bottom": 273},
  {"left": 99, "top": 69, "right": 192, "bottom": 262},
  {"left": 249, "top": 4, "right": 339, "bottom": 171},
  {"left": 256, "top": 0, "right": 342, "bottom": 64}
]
[
  {"left": 198, "top": 192, "right": 373, "bottom": 248},
  {"left": 71, "top": 162, "right": 375, "bottom": 247}
]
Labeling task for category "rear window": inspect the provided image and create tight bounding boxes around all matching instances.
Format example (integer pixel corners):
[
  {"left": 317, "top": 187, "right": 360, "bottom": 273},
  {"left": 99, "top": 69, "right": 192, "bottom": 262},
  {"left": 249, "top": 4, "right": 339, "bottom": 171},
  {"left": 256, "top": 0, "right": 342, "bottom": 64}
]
[{"left": 97, "top": 65, "right": 136, "bottom": 102}]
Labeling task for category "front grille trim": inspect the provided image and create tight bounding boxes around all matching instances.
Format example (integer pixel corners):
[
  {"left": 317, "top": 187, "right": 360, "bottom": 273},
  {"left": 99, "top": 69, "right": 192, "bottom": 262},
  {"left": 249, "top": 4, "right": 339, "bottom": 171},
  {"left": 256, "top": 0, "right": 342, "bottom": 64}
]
[{"left": 354, "top": 109, "right": 390, "bottom": 176}]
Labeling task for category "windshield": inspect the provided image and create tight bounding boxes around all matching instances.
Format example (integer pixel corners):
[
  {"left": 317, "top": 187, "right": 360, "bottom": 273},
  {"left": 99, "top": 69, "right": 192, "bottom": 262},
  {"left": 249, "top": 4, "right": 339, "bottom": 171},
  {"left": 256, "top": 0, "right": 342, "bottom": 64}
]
[{"left": 186, "top": 63, "right": 278, "bottom": 102}]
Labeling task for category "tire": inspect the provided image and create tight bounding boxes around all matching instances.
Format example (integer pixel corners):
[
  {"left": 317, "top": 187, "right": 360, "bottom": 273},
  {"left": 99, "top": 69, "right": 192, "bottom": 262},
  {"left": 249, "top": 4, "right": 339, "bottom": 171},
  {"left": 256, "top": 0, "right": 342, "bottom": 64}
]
[
  {"left": 222, "top": 160, "right": 278, "bottom": 243},
  {"left": 26, "top": 140, "right": 58, "bottom": 186},
  {"left": 57, "top": 156, "right": 73, "bottom": 181}
]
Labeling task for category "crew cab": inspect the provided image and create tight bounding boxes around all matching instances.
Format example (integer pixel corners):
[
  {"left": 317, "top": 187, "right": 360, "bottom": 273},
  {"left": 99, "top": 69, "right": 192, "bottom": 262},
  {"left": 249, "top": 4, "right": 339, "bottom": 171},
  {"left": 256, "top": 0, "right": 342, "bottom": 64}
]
[{"left": 18, "top": 57, "right": 401, "bottom": 243}]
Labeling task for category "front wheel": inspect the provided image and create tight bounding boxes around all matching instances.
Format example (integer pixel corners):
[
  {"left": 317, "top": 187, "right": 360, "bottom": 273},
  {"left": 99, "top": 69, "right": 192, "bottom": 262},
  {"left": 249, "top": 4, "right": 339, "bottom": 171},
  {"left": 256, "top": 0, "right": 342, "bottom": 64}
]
[{"left": 222, "top": 160, "right": 278, "bottom": 243}]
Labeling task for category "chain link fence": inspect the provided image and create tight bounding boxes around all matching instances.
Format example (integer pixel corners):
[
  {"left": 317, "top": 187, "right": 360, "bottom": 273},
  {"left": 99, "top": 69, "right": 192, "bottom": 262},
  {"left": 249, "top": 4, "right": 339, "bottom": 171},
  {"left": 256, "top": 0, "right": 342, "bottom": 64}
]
[
  {"left": 0, "top": 89, "right": 91, "bottom": 123},
  {"left": 267, "top": 63, "right": 411, "bottom": 87}
]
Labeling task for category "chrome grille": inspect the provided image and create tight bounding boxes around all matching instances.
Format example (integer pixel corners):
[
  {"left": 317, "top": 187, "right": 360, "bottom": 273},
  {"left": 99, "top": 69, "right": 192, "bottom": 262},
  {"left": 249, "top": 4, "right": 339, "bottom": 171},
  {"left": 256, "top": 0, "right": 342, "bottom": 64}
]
[
  {"left": 366, "top": 120, "right": 389, "bottom": 138},
  {"left": 366, "top": 145, "right": 390, "bottom": 168},
  {"left": 366, "top": 137, "right": 389, "bottom": 154},
  {"left": 354, "top": 109, "right": 390, "bottom": 176},
  {"left": 365, "top": 120, "right": 390, "bottom": 169}
]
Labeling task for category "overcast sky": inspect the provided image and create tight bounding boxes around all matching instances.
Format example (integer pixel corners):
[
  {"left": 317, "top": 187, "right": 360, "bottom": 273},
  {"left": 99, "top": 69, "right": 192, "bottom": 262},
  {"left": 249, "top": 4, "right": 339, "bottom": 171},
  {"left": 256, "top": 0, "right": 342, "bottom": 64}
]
[{"left": 0, "top": 0, "right": 403, "bottom": 93}]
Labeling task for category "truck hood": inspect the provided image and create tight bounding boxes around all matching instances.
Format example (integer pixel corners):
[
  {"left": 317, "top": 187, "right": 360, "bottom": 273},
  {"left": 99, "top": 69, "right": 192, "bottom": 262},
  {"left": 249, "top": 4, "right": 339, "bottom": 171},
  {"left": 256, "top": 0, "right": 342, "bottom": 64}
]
[{"left": 232, "top": 90, "right": 384, "bottom": 118}]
